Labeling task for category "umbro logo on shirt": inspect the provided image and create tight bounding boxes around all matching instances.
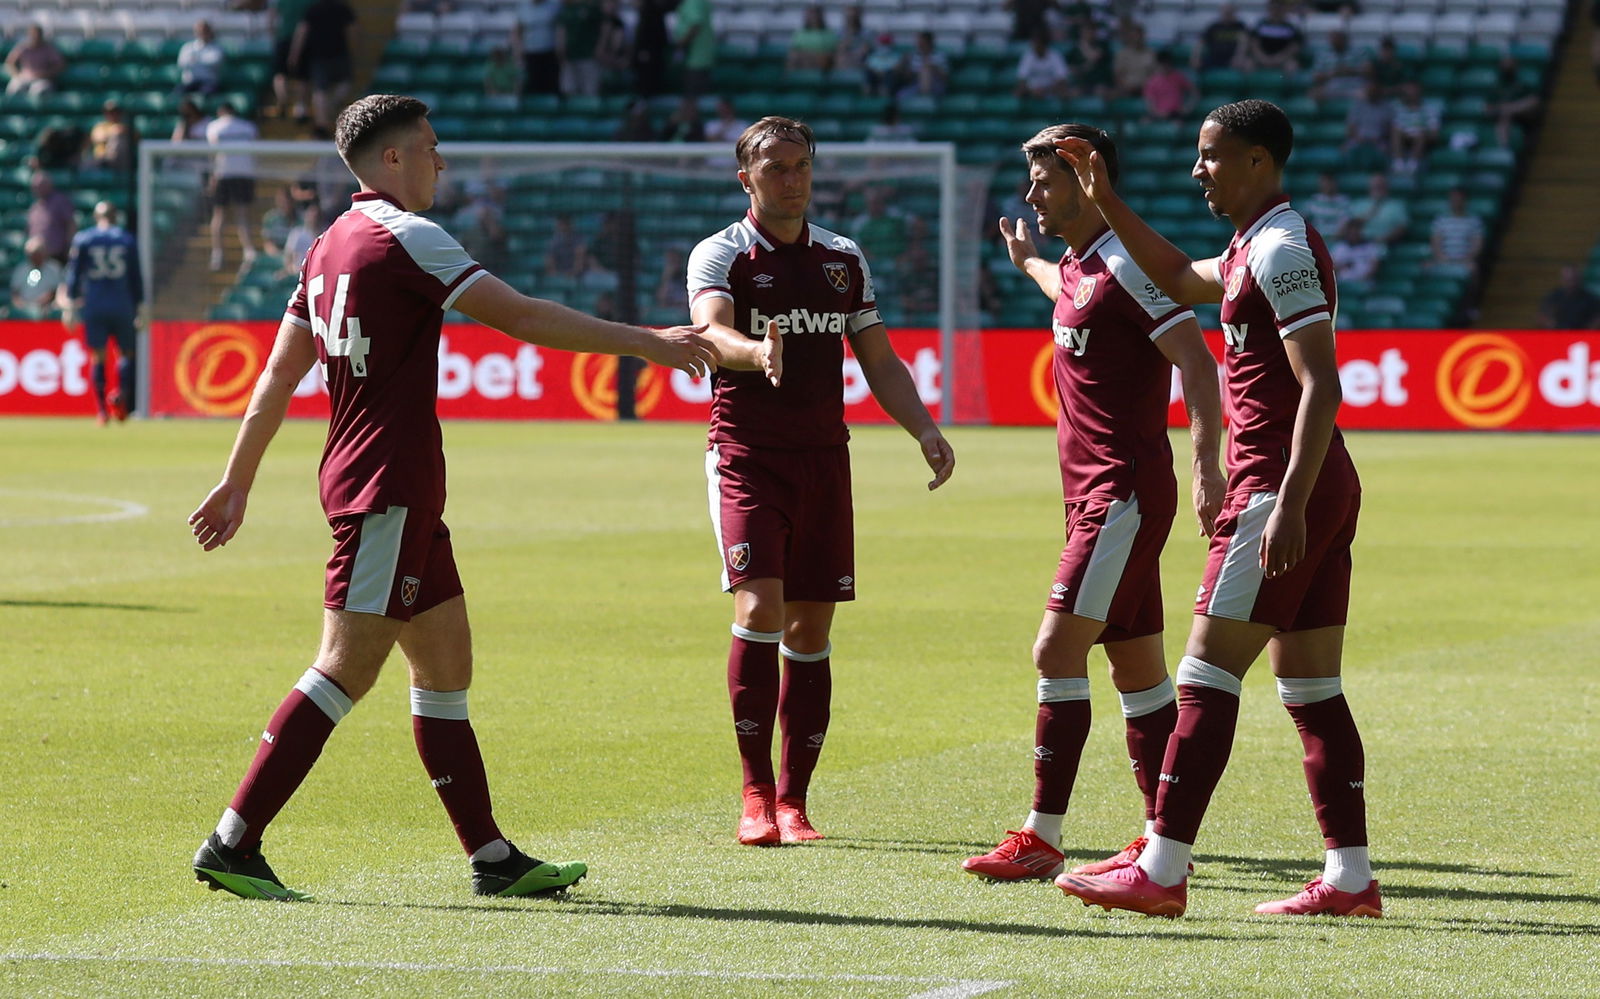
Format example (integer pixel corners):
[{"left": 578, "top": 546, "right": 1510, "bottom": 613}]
[{"left": 754, "top": 273, "right": 775, "bottom": 287}]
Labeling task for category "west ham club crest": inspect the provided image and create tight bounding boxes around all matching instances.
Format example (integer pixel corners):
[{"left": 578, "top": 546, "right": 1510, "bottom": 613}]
[
  {"left": 1073, "top": 276, "right": 1097, "bottom": 310},
  {"left": 1226, "top": 265, "right": 1248, "bottom": 301},
  {"left": 823, "top": 262, "right": 850, "bottom": 293},
  {"left": 728, "top": 543, "right": 751, "bottom": 571},
  {"left": 401, "top": 576, "right": 421, "bottom": 606}
]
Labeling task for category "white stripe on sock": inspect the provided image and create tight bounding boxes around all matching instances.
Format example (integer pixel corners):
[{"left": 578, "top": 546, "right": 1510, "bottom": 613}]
[
  {"left": 1119, "top": 678, "right": 1176, "bottom": 718},
  {"left": 1175, "top": 656, "right": 1242, "bottom": 697},
  {"left": 779, "top": 642, "right": 831, "bottom": 662},
  {"left": 215, "top": 808, "right": 248, "bottom": 849},
  {"left": 1037, "top": 676, "right": 1090, "bottom": 702},
  {"left": 731, "top": 623, "right": 782, "bottom": 643},
  {"left": 1137, "top": 832, "right": 1193, "bottom": 886},
  {"left": 1323, "top": 845, "right": 1372, "bottom": 892},
  {"left": 1024, "top": 811, "right": 1064, "bottom": 848},
  {"left": 294, "top": 668, "right": 353, "bottom": 723},
  {"left": 1276, "top": 675, "right": 1343, "bottom": 704},
  {"left": 410, "top": 687, "right": 469, "bottom": 720}
]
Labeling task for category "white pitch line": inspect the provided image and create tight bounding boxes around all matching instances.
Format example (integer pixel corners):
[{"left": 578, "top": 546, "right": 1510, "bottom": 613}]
[
  {"left": 1, "top": 953, "right": 1014, "bottom": 997},
  {"left": 0, "top": 489, "right": 149, "bottom": 527}
]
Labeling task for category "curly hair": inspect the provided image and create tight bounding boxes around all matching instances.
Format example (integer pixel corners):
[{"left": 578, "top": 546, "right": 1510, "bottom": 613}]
[{"left": 1203, "top": 99, "right": 1294, "bottom": 168}]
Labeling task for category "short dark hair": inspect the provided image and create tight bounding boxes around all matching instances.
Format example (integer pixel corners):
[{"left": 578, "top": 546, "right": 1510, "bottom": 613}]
[
  {"left": 1204, "top": 98, "right": 1293, "bottom": 168},
  {"left": 335, "top": 94, "right": 431, "bottom": 168},
  {"left": 735, "top": 116, "right": 815, "bottom": 172},
  {"left": 1021, "top": 122, "right": 1120, "bottom": 188}
]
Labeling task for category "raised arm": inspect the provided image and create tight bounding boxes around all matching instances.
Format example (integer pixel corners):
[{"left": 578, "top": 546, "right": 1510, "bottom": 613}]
[
  {"left": 997, "top": 216, "right": 1062, "bottom": 301},
  {"left": 1055, "top": 137, "right": 1224, "bottom": 305},
  {"left": 851, "top": 323, "right": 954, "bottom": 490},
  {"left": 1154, "top": 317, "right": 1225, "bottom": 535},
  {"left": 188, "top": 318, "right": 318, "bottom": 551},
  {"left": 1261, "top": 318, "right": 1341, "bottom": 578},
  {"left": 690, "top": 294, "right": 782, "bottom": 386},
  {"left": 453, "top": 272, "right": 719, "bottom": 377}
]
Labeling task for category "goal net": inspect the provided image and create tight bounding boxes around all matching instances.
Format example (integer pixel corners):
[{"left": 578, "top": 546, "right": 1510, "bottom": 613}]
[{"left": 137, "top": 139, "right": 993, "bottom": 421}]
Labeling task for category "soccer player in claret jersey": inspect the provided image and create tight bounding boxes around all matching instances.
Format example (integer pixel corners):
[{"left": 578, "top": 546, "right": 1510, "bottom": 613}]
[
  {"left": 59, "top": 201, "right": 142, "bottom": 424},
  {"left": 962, "top": 124, "right": 1223, "bottom": 883},
  {"left": 687, "top": 116, "right": 955, "bottom": 845},
  {"left": 186, "top": 94, "right": 719, "bottom": 901},
  {"left": 1052, "top": 100, "right": 1381, "bottom": 918}
]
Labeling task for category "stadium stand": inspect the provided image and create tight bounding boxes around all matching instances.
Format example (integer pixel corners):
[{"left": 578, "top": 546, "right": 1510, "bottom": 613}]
[{"left": 0, "top": 0, "right": 1585, "bottom": 329}]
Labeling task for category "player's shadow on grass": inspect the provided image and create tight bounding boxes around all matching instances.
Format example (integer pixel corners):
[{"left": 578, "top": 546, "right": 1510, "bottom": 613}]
[
  {"left": 1196, "top": 852, "right": 1562, "bottom": 883},
  {"left": 813, "top": 836, "right": 1002, "bottom": 856},
  {"left": 0, "top": 599, "right": 186, "bottom": 612}
]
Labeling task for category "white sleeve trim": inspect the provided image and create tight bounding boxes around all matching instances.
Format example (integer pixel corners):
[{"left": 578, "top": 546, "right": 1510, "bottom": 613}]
[
  {"left": 287, "top": 315, "right": 312, "bottom": 329},
  {"left": 1279, "top": 311, "right": 1331, "bottom": 338},
  {"left": 848, "top": 309, "right": 883, "bottom": 335},
  {"left": 1148, "top": 308, "right": 1196, "bottom": 341},
  {"left": 440, "top": 267, "right": 488, "bottom": 311}
]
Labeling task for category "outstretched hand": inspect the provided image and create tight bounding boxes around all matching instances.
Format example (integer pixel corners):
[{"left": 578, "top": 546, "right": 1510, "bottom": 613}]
[
  {"left": 189, "top": 481, "right": 248, "bottom": 552},
  {"left": 757, "top": 318, "right": 783, "bottom": 387},
  {"left": 640, "top": 323, "right": 721, "bottom": 378},
  {"left": 919, "top": 428, "right": 955, "bottom": 491},
  {"left": 1053, "top": 136, "right": 1112, "bottom": 204},
  {"left": 997, "top": 216, "right": 1042, "bottom": 273}
]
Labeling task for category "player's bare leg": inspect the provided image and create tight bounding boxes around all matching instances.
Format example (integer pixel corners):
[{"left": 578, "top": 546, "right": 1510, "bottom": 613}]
[
  {"left": 194, "top": 609, "right": 400, "bottom": 900},
  {"left": 965, "top": 611, "right": 1102, "bottom": 880},
  {"left": 1257, "top": 625, "right": 1380, "bottom": 916},
  {"left": 1065, "top": 633, "right": 1178, "bottom": 876},
  {"left": 776, "top": 600, "right": 835, "bottom": 842},
  {"left": 399, "top": 595, "right": 586, "bottom": 896},
  {"left": 730, "top": 578, "right": 785, "bottom": 844},
  {"left": 1056, "top": 614, "right": 1273, "bottom": 916}
]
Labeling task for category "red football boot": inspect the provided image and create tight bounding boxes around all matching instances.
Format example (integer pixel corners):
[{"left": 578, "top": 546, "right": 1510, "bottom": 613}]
[
  {"left": 1055, "top": 864, "right": 1187, "bottom": 918},
  {"left": 737, "top": 783, "right": 780, "bottom": 846},
  {"left": 1254, "top": 878, "right": 1382, "bottom": 917},
  {"left": 962, "top": 829, "right": 1065, "bottom": 881},
  {"left": 775, "top": 797, "right": 823, "bottom": 843}
]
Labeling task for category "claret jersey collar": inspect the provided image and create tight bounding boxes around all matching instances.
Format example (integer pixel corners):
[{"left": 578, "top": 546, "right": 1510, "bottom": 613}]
[
  {"left": 1066, "top": 224, "right": 1114, "bottom": 262},
  {"left": 747, "top": 209, "right": 812, "bottom": 250},
  {"left": 1234, "top": 193, "right": 1294, "bottom": 244}
]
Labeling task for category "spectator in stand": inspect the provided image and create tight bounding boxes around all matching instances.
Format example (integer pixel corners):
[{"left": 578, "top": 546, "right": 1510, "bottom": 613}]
[
  {"left": 5, "top": 24, "right": 65, "bottom": 97},
  {"left": 173, "top": 96, "right": 211, "bottom": 143},
  {"left": 1425, "top": 187, "right": 1483, "bottom": 279},
  {"left": 1366, "top": 35, "right": 1408, "bottom": 97},
  {"left": 544, "top": 214, "right": 591, "bottom": 277},
  {"left": 1191, "top": 3, "right": 1247, "bottom": 71},
  {"left": 1538, "top": 265, "right": 1600, "bottom": 329},
  {"left": 1328, "top": 218, "right": 1383, "bottom": 294},
  {"left": 84, "top": 100, "right": 138, "bottom": 174},
  {"left": 1310, "top": 30, "right": 1367, "bottom": 103},
  {"left": 834, "top": 6, "right": 869, "bottom": 74},
  {"left": 292, "top": 0, "right": 356, "bottom": 135},
  {"left": 865, "top": 102, "right": 917, "bottom": 143},
  {"left": 787, "top": 6, "right": 838, "bottom": 72},
  {"left": 10, "top": 236, "right": 63, "bottom": 318},
  {"left": 1065, "top": 13, "right": 1113, "bottom": 99},
  {"left": 631, "top": 0, "right": 673, "bottom": 98},
  {"left": 1238, "top": 0, "right": 1304, "bottom": 73},
  {"left": 270, "top": 0, "right": 312, "bottom": 121},
  {"left": 705, "top": 97, "right": 747, "bottom": 146},
  {"left": 1303, "top": 170, "right": 1352, "bottom": 235},
  {"left": 260, "top": 186, "right": 296, "bottom": 259},
  {"left": 1486, "top": 54, "right": 1540, "bottom": 148},
  {"left": 614, "top": 99, "right": 656, "bottom": 140},
  {"left": 675, "top": 0, "right": 717, "bottom": 97},
  {"left": 1349, "top": 171, "right": 1409, "bottom": 247},
  {"left": 517, "top": 0, "right": 562, "bottom": 96},
  {"left": 205, "top": 101, "right": 260, "bottom": 273},
  {"left": 1142, "top": 49, "right": 1194, "bottom": 119},
  {"left": 484, "top": 45, "right": 524, "bottom": 96},
  {"left": 1008, "top": 0, "right": 1053, "bottom": 43},
  {"left": 850, "top": 187, "right": 907, "bottom": 262},
  {"left": 661, "top": 95, "right": 707, "bottom": 142},
  {"left": 279, "top": 202, "right": 323, "bottom": 277},
  {"left": 653, "top": 245, "right": 687, "bottom": 310},
  {"left": 1342, "top": 78, "right": 1393, "bottom": 172},
  {"left": 1015, "top": 29, "right": 1071, "bottom": 100},
  {"left": 178, "top": 19, "right": 227, "bottom": 96},
  {"left": 27, "top": 172, "right": 76, "bottom": 264},
  {"left": 901, "top": 31, "right": 948, "bottom": 99},
  {"left": 595, "top": 0, "right": 631, "bottom": 80},
  {"left": 557, "top": 0, "right": 604, "bottom": 98},
  {"left": 32, "top": 119, "right": 82, "bottom": 170},
  {"left": 1112, "top": 22, "right": 1160, "bottom": 99},
  {"left": 453, "top": 181, "right": 507, "bottom": 273},
  {"left": 864, "top": 34, "right": 907, "bottom": 97},
  {"left": 1388, "top": 78, "right": 1440, "bottom": 175},
  {"left": 977, "top": 256, "right": 1001, "bottom": 325}
]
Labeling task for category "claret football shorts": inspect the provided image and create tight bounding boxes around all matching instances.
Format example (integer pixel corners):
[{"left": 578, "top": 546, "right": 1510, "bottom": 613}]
[
  {"left": 1048, "top": 486, "right": 1173, "bottom": 642},
  {"left": 324, "top": 506, "right": 463, "bottom": 621},
  {"left": 706, "top": 441, "right": 855, "bottom": 603}
]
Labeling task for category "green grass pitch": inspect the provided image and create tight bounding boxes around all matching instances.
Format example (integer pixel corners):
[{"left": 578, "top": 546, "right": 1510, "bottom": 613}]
[{"left": 2, "top": 416, "right": 1595, "bottom": 998}]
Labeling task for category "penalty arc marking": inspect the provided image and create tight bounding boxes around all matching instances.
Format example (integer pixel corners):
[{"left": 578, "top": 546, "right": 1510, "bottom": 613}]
[{"left": 0, "top": 489, "right": 150, "bottom": 527}]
